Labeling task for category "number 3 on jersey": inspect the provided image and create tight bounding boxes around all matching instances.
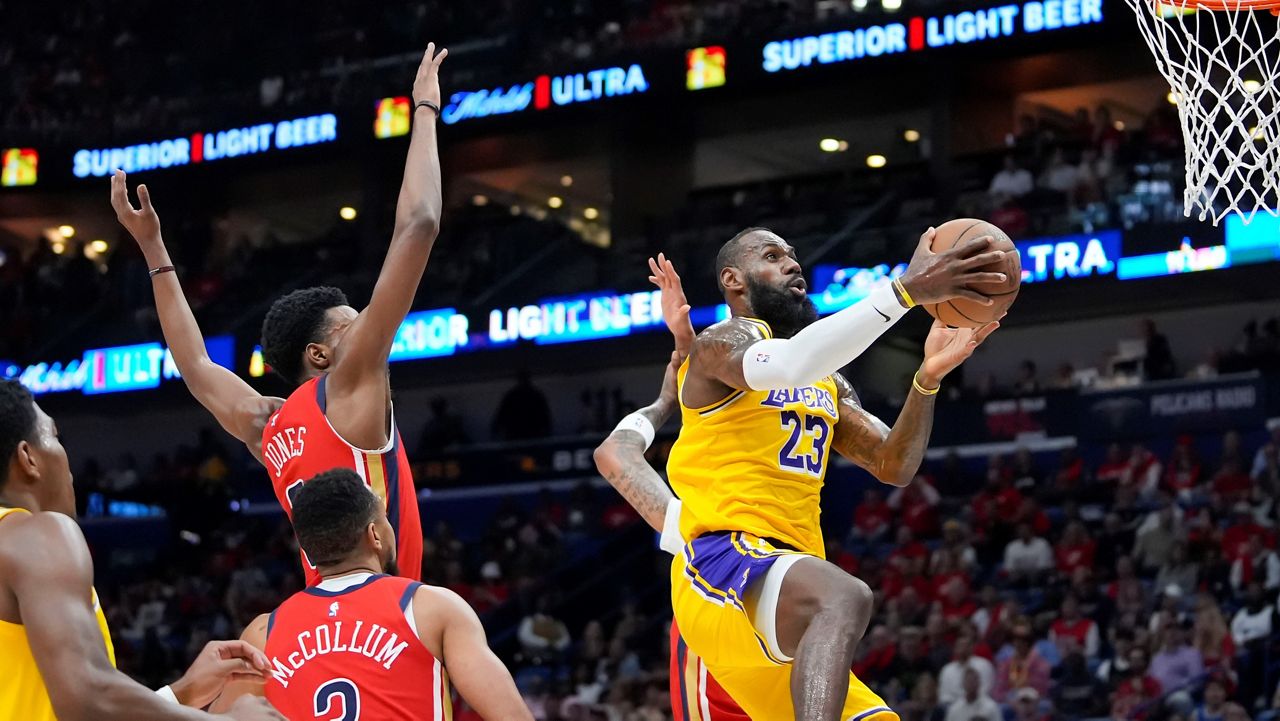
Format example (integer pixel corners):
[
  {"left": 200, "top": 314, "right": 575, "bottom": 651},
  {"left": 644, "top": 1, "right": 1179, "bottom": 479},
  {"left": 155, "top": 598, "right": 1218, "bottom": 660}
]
[
  {"left": 314, "top": 678, "right": 361, "bottom": 720},
  {"left": 778, "top": 410, "right": 829, "bottom": 476}
]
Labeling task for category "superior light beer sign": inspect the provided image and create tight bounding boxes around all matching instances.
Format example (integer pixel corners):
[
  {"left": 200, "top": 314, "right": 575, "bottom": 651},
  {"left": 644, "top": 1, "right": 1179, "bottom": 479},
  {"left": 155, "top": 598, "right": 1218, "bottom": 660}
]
[
  {"left": 762, "top": 0, "right": 1103, "bottom": 72},
  {"left": 72, "top": 113, "right": 338, "bottom": 178}
]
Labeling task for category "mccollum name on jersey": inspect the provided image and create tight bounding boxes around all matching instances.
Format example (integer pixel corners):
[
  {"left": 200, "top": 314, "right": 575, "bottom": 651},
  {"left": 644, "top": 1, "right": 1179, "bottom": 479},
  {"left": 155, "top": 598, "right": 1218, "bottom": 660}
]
[{"left": 269, "top": 615, "right": 411, "bottom": 688}]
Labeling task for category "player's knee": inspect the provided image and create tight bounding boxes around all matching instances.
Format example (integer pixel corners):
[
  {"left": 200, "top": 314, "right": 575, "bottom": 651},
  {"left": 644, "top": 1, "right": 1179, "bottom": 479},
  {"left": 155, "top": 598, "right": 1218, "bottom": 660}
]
[{"left": 833, "top": 575, "right": 874, "bottom": 621}]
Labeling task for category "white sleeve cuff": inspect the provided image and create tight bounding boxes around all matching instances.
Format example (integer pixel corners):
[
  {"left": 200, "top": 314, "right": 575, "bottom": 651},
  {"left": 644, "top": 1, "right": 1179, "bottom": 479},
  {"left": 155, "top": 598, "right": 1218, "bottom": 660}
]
[
  {"left": 659, "top": 500, "right": 685, "bottom": 555},
  {"left": 613, "top": 412, "right": 656, "bottom": 449},
  {"left": 155, "top": 685, "right": 179, "bottom": 704},
  {"left": 741, "top": 282, "right": 908, "bottom": 390}
]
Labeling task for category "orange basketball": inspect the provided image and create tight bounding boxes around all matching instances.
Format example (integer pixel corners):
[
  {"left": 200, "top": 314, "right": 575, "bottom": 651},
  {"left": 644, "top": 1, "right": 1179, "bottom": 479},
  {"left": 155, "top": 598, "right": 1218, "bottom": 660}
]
[{"left": 922, "top": 218, "right": 1021, "bottom": 328}]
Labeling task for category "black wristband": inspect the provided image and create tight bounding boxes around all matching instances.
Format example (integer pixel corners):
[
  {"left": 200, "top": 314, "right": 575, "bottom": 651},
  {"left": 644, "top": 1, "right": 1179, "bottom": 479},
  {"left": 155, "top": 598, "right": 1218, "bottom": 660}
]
[{"left": 414, "top": 100, "right": 440, "bottom": 117}]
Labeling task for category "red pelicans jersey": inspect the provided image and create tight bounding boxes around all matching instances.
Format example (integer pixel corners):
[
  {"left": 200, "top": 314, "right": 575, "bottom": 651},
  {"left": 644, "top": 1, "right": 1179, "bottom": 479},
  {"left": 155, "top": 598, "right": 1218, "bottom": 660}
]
[
  {"left": 264, "top": 573, "right": 450, "bottom": 720},
  {"left": 262, "top": 376, "right": 423, "bottom": 584}
]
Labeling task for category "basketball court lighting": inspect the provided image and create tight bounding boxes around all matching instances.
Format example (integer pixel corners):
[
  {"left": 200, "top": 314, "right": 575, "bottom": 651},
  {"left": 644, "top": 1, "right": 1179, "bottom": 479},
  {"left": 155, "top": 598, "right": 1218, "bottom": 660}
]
[
  {"left": 1243, "top": 79, "right": 1262, "bottom": 94},
  {"left": 866, "top": 154, "right": 887, "bottom": 168},
  {"left": 89, "top": 239, "right": 109, "bottom": 254},
  {"left": 882, "top": 0, "right": 902, "bottom": 10},
  {"left": 339, "top": 206, "right": 358, "bottom": 220},
  {"left": 473, "top": 194, "right": 489, "bottom": 206},
  {"left": 584, "top": 207, "right": 600, "bottom": 220},
  {"left": 548, "top": 196, "right": 564, "bottom": 208},
  {"left": 904, "top": 129, "right": 920, "bottom": 142},
  {"left": 560, "top": 175, "right": 574, "bottom": 187},
  {"left": 819, "top": 138, "right": 842, "bottom": 152},
  {"left": 51, "top": 240, "right": 66, "bottom": 254},
  {"left": 58, "top": 224, "right": 75, "bottom": 238}
]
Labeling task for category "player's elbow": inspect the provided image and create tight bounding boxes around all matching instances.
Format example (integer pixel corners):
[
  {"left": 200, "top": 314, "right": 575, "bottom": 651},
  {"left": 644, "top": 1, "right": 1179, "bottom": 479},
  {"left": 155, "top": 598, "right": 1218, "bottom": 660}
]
[
  {"left": 876, "top": 459, "right": 916, "bottom": 488},
  {"left": 592, "top": 440, "right": 618, "bottom": 478},
  {"left": 400, "top": 210, "right": 440, "bottom": 242},
  {"left": 55, "top": 672, "right": 125, "bottom": 721}
]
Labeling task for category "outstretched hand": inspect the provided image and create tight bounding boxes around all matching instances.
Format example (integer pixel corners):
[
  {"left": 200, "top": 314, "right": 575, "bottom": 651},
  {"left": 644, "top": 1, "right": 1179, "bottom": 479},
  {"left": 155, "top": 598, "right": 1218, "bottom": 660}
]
[
  {"left": 898, "top": 227, "right": 1008, "bottom": 307},
  {"left": 648, "top": 252, "right": 694, "bottom": 360},
  {"left": 109, "top": 170, "right": 162, "bottom": 249},
  {"left": 413, "top": 42, "right": 449, "bottom": 107},
  {"left": 918, "top": 318, "right": 1001, "bottom": 387}
]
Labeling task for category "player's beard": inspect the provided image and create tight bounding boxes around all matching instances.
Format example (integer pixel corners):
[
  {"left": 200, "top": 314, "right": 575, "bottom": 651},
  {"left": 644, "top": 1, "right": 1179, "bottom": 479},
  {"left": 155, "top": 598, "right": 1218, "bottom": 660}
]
[
  {"left": 383, "top": 555, "right": 399, "bottom": 577},
  {"left": 745, "top": 275, "right": 818, "bottom": 339}
]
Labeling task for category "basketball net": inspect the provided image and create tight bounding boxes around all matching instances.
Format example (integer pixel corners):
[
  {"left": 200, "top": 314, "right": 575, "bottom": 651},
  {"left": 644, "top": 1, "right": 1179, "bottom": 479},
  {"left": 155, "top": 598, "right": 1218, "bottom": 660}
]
[{"left": 1123, "top": 0, "right": 1280, "bottom": 225}]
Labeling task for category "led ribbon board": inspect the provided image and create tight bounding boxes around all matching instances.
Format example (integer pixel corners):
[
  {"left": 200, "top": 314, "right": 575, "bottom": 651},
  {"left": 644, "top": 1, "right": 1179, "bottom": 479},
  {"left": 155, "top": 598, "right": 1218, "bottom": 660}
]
[
  {"left": 762, "top": 0, "right": 1104, "bottom": 73},
  {"left": 72, "top": 114, "right": 338, "bottom": 178}
]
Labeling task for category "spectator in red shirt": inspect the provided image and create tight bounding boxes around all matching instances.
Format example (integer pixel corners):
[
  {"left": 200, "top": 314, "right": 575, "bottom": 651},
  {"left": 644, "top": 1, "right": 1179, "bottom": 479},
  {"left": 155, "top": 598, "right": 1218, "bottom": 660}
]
[
  {"left": 1126, "top": 444, "right": 1163, "bottom": 499},
  {"left": 936, "top": 575, "right": 978, "bottom": 625},
  {"left": 1097, "top": 443, "right": 1131, "bottom": 485},
  {"left": 1053, "top": 447, "right": 1086, "bottom": 495},
  {"left": 1109, "top": 647, "right": 1163, "bottom": 721},
  {"left": 1050, "top": 595, "right": 1101, "bottom": 659},
  {"left": 932, "top": 520, "right": 978, "bottom": 573},
  {"left": 1222, "top": 503, "right": 1275, "bottom": 560},
  {"left": 1164, "top": 439, "right": 1203, "bottom": 500},
  {"left": 930, "top": 550, "right": 973, "bottom": 601},
  {"left": 826, "top": 535, "right": 860, "bottom": 576},
  {"left": 889, "top": 526, "right": 931, "bottom": 568},
  {"left": 971, "top": 471, "right": 1023, "bottom": 546},
  {"left": 852, "top": 487, "right": 893, "bottom": 542},
  {"left": 1013, "top": 498, "right": 1052, "bottom": 536},
  {"left": 889, "top": 476, "right": 941, "bottom": 539},
  {"left": 884, "top": 556, "right": 934, "bottom": 604},
  {"left": 853, "top": 624, "right": 898, "bottom": 684},
  {"left": 1056, "top": 520, "right": 1097, "bottom": 577},
  {"left": 994, "top": 622, "right": 1051, "bottom": 703},
  {"left": 1211, "top": 461, "right": 1253, "bottom": 505}
]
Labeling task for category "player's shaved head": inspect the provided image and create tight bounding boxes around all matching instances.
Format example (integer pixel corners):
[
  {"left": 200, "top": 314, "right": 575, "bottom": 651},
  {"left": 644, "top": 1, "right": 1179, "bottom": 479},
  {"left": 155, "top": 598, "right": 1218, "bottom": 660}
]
[
  {"left": 0, "top": 380, "right": 37, "bottom": 491},
  {"left": 717, "top": 227, "right": 777, "bottom": 293},
  {"left": 291, "top": 468, "right": 381, "bottom": 568}
]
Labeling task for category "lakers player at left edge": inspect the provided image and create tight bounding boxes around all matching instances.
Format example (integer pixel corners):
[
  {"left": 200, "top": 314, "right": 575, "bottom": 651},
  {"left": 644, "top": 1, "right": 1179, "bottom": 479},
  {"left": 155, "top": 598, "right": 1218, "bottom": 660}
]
[
  {"left": 111, "top": 43, "right": 450, "bottom": 584},
  {"left": 0, "top": 379, "right": 284, "bottom": 721}
]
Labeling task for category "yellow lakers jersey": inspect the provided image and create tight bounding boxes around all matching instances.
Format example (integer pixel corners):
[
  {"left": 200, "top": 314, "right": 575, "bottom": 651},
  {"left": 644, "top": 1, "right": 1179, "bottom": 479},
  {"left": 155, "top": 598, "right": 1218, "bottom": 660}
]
[
  {"left": 668, "top": 318, "right": 839, "bottom": 556},
  {"left": 0, "top": 507, "right": 116, "bottom": 721}
]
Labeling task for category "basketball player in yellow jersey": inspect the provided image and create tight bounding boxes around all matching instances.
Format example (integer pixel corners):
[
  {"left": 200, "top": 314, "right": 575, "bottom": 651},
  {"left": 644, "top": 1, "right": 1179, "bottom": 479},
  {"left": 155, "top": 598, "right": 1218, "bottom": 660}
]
[
  {"left": 669, "top": 227, "right": 1004, "bottom": 721},
  {"left": 0, "top": 379, "right": 284, "bottom": 721}
]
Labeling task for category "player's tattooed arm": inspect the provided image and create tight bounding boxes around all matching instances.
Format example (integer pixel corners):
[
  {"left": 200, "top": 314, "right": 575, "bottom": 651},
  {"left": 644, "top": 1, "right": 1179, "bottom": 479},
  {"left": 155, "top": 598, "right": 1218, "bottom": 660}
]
[
  {"left": 830, "top": 372, "right": 931, "bottom": 487},
  {"left": 681, "top": 318, "right": 768, "bottom": 408},
  {"left": 593, "top": 353, "right": 681, "bottom": 533},
  {"left": 111, "top": 171, "right": 282, "bottom": 455}
]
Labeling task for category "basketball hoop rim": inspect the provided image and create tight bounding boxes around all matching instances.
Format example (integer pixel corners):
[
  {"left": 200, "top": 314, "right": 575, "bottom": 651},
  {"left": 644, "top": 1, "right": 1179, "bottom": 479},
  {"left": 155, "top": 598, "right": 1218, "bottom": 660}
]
[{"left": 1157, "top": 0, "right": 1280, "bottom": 11}]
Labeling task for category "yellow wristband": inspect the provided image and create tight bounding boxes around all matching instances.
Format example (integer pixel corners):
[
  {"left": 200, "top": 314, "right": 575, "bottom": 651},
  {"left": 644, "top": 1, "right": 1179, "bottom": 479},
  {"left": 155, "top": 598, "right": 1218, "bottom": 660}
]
[
  {"left": 893, "top": 277, "right": 916, "bottom": 308},
  {"left": 912, "top": 372, "right": 939, "bottom": 396}
]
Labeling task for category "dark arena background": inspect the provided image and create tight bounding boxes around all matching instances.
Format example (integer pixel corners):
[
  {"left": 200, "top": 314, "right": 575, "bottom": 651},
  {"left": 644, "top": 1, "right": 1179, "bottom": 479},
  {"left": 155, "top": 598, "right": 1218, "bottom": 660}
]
[{"left": 2, "top": 1, "right": 1279, "bottom": 719}]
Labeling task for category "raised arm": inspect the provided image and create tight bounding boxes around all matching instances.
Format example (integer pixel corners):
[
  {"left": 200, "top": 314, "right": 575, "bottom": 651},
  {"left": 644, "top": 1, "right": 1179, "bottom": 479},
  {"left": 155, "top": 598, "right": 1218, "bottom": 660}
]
[
  {"left": 682, "top": 229, "right": 1006, "bottom": 408},
  {"left": 831, "top": 319, "right": 999, "bottom": 487},
  {"left": 594, "top": 352, "right": 682, "bottom": 534},
  {"left": 0, "top": 513, "right": 281, "bottom": 721},
  {"left": 324, "top": 45, "right": 447, "bottom": 446},
  {"left": 110, "top": 173, "right": 281, "bottom": 459},
  {"left": 422, "top": 587, "right": 532, "bottom": 721}
]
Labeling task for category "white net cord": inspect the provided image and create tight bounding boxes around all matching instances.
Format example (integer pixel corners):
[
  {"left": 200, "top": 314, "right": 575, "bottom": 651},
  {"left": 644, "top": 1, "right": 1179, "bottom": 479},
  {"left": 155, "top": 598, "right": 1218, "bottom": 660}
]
[{"left": 1123, "top": 0, "right": 1280, "bottom": 224}]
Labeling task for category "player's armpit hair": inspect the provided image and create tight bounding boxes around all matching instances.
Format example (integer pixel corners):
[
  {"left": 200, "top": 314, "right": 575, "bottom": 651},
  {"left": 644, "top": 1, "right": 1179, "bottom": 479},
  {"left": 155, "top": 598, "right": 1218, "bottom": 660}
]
[{"left": 0, "top": 379, "right": 37, "bottom": 490}]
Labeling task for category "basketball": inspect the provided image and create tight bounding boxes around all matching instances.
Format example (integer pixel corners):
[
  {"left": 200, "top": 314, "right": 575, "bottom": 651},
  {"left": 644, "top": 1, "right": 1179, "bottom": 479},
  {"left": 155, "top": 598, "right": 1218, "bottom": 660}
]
[{"left": 923, "top": 218, "right": 1021, "bottom": 328}]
